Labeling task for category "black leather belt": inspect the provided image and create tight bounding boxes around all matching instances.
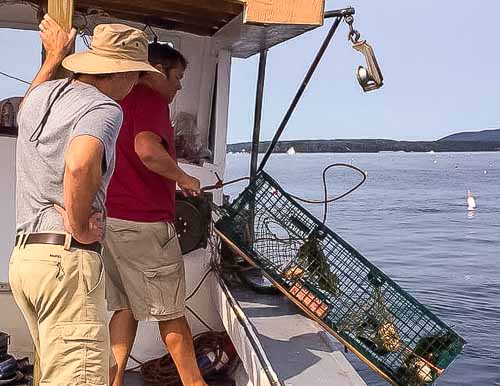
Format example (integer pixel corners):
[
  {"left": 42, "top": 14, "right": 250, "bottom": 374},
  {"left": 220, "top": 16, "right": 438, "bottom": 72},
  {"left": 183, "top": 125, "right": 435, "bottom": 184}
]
[{"left": 15, "top": 233, "right": 101, "bottom": 254}]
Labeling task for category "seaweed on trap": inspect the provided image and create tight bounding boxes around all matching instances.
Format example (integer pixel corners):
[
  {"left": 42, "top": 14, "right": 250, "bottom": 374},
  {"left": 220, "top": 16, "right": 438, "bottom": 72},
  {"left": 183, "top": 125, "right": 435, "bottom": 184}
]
[
  {"left": 338, "top": 273, "right": 401, "bottom": 357},
  {"left": 284, "top": 235, "right": 339, "bottom": 295},
  {"left": 396, "top": 331, "right": 460, "bottom": 385}
]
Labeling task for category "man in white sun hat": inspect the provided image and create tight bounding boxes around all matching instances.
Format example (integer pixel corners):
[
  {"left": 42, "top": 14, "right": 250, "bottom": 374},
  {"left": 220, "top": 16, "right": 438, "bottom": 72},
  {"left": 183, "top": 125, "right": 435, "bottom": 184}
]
[{"left": 9, "top": 15, "right": 161, "bottom": 385}]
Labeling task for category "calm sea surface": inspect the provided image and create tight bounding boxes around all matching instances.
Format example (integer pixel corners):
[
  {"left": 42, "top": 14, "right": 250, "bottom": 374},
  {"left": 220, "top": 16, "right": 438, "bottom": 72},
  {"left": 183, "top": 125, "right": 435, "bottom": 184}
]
[{"left": 224, "top": 151, "right": 500, "bottom": 386}]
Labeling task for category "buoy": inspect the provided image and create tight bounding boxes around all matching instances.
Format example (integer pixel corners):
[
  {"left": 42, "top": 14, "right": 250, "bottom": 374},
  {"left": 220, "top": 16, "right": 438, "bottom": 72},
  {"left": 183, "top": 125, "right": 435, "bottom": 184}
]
[{"left": 467, "top": 190, "right": 476, "bottom": 211}]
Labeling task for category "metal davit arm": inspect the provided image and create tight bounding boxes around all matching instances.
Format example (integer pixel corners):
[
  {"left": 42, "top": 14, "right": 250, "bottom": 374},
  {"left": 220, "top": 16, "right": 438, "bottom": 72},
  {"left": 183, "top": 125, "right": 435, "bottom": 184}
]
[
  {"left": 250, "top": 50, "right": 268, "bottom": 180},
  {"left": 324, "top": 7, "right": 355, "bottom": 19}
]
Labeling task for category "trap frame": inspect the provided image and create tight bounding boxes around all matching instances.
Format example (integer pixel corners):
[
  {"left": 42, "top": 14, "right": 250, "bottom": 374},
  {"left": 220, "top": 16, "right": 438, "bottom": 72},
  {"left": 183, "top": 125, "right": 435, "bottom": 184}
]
[{"left": 215, "top": 171, "right": 465, "bottom": 386}]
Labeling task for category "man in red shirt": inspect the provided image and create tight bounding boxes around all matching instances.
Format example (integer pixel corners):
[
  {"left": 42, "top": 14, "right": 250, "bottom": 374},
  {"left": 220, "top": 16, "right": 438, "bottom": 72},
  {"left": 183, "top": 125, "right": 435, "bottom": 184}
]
[{"left": 103, "top": 43, "right": 206, "bottom": 386}]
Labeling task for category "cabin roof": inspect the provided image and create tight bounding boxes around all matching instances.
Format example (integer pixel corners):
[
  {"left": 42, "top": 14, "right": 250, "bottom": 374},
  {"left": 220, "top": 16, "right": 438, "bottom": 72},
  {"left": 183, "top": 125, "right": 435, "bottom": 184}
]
[{"left": 27, "top": 0, "right": 244, "bottom": 36}]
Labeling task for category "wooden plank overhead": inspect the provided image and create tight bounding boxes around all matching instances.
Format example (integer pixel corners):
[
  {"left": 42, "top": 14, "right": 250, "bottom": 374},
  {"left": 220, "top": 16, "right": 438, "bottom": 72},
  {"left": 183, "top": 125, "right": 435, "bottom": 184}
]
[
  {"left": 27, "top": 0, "right": 245, "bottom": 35},
  {"left": 240, "top": 0, "right": 325, "bottom": 26}
]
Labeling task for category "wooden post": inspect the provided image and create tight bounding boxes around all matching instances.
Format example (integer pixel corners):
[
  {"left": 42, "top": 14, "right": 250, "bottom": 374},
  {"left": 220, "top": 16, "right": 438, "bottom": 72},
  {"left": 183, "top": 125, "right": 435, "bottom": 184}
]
[
  {"left": 47, "top": 0, "right": 74, "bottom": 78},
  {"left": 48, "top": 0, "right": 73, "bottom": 30}
]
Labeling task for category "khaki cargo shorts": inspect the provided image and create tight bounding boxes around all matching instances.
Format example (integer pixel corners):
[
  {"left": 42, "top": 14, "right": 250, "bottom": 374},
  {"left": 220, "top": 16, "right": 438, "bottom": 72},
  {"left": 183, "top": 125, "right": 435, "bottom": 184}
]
[
  {"left": 103, "top": 218, "right": 186, "bottom": 321},
  {"left": 9, "top": 235, "right": 109, "bottom": 386}
]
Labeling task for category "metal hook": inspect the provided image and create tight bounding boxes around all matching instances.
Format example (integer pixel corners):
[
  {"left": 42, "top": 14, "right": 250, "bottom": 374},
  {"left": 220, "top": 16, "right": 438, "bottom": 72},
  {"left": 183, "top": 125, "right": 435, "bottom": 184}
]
[
  {"left": 201, "top": 172, "right": 224, "bottom": 191},
  {"left": 344, "top": 15, "right": 361, "bottom": 44}
]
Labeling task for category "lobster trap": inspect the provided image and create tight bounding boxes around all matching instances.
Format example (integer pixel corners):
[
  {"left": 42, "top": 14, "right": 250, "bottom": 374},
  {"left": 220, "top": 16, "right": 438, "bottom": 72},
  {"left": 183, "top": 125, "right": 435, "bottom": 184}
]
[{"left": 214, "top": 171, "right": 465, "bottom": 386}]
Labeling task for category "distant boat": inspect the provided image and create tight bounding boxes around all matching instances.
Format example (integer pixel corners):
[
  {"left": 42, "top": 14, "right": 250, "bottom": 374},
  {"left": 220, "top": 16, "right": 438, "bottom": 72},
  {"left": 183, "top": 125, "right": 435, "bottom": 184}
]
[
  {"left": 467, "top": 190, "right": 476, "bottom": 211},
  {"left": 286, "top": 146, "right": 296, "bottom": 155}
]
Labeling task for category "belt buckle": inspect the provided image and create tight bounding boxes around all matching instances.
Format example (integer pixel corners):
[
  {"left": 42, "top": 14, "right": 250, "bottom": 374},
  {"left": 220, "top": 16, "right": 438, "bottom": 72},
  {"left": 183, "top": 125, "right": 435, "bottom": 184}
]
[{"left": 64, "top": 233, "right": 72, "bottom": 251}]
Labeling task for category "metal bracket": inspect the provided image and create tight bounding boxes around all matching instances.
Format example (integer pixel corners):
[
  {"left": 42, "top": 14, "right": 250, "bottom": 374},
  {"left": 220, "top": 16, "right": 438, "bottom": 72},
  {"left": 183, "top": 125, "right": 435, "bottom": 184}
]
[
  {"left": 344, "top": 15, "right": 384, "bottom": 92},
  {"left": 352, "top": 40, "right": 384, "bottom": 92}
]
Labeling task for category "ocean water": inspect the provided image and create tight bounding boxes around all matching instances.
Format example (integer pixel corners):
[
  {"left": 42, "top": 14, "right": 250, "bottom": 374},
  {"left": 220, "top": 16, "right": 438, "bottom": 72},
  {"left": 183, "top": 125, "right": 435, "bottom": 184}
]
[{"left": 223, "top": 151, "right": 500, "bottom": 386}]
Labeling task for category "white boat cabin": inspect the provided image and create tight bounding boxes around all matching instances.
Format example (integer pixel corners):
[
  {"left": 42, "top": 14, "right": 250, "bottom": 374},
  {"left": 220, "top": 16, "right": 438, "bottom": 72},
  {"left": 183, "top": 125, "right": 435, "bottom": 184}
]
[{"left": 0, "top": 1, "right": 367, "bottom": 385}]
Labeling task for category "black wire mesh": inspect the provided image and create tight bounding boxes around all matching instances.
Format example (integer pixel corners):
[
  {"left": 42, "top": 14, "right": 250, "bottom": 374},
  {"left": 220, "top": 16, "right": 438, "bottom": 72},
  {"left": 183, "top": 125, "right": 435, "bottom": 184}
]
[{"left": 215, "top": 171, "right": 465, "bottom": 386}]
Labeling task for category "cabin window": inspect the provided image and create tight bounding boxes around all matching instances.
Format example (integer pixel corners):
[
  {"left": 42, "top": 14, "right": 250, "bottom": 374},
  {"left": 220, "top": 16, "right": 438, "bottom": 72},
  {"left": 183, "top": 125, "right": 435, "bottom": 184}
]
[
  {"left": 0, "top": 127, "right": 18, "bottom": 137},
  {"left": 173, "top": 106, "right": 215, "bottom": 166},
  {"left": 0, "top": 98, "right": 20, "bottom": 138},
  {"left": 170, "top": 41, "right": 215, "bottom": 166}
]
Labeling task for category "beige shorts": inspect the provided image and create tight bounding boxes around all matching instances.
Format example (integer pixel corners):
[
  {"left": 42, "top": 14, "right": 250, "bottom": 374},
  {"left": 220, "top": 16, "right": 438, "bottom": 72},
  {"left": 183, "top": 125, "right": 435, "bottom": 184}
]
[
  {"left": 103, "top": 218, "right": 185, "bottom": 321},
  {"left": 9, "top": 236, "right": 109, "bottom": 386}
]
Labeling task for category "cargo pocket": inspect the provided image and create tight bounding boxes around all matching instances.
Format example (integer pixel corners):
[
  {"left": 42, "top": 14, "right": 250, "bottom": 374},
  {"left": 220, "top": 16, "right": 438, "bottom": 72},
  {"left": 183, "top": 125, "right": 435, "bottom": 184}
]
[
  {"left": 158, "top": 224, "right": 183, "bottom": 261},
  {"left": 56, "top": 323, "right": 108, "bottom": 385},
  {"left": 143, "top": 262, "right": 185, "bottom": 316},
  {"left": 80, "top": 251, "right": 104, "bottom": 296},
  {"left": 107, "top": 221, "right": 141, "bottom": 241}
]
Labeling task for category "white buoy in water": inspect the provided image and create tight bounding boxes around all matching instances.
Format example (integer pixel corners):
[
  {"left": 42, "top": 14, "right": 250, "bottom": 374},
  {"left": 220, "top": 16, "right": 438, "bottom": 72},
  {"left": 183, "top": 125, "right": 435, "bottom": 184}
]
[
  {"left": 467, "top": 190, "right": 476, "bottom": 211},
  {"left": 286, "top": 146, "right": 296, "bottom": 155}
]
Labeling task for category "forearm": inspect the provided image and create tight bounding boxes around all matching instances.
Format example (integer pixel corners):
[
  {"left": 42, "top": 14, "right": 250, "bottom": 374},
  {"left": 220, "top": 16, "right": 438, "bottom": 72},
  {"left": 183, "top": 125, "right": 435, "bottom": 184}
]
[
  {"left": 24, "top": 54, "right": 63, "bottom": 98},
  {"left": 63, "top": 164, "right": 101, "bottom": 238},
  {"left": 140, "top": 142, "right": 187, "bottom": 183}
]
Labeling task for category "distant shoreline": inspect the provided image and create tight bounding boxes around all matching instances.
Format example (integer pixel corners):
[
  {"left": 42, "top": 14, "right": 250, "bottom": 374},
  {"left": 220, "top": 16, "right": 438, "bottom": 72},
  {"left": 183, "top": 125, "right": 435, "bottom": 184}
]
[{"left": 227, "top": 139, "right": 500, "bottom": 153}]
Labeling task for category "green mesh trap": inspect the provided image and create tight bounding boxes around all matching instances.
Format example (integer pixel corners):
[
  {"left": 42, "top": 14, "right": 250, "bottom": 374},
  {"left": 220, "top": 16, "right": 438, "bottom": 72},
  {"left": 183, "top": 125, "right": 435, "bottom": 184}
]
[{"left": 215, "top": 171, "right": 465, "bottom": 386}]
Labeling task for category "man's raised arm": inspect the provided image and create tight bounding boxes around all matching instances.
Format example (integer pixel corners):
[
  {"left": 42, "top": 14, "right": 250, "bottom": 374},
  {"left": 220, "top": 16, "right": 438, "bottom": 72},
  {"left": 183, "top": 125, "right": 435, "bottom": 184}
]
[{"left": 22, "top": 14, "right": 76, "bottom": 102}]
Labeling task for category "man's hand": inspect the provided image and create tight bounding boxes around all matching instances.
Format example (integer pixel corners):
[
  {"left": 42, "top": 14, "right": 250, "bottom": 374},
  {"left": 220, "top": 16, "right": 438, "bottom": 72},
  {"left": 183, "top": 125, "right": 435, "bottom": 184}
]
[
  {"left": 54, "top": 204, "right": 105, "bottom": 244},
  {"left": 39, "top": 14, "right": 76, "bottom": 64},
  {"left": 179, "top": 173, "right": 201, "bottom": 197}
]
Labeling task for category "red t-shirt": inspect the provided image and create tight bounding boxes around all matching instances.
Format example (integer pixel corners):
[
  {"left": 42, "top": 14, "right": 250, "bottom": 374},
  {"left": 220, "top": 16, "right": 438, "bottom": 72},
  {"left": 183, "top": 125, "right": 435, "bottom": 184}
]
[{"left": 106, "top": 84, "right": 176, "bottom": 222}]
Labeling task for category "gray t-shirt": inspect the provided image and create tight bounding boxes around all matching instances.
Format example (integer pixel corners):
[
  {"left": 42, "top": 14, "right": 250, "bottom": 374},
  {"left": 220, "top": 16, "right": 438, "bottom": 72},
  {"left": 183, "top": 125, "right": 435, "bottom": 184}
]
[{"left": 16, "top": 79, "right": 123, "bottom": 233}]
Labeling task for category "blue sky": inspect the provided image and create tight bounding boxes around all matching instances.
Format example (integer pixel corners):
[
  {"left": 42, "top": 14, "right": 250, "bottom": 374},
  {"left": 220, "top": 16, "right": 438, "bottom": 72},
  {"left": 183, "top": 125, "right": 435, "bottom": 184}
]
[{"left": 1, "top": 0, "right": 499, "bottom": 143}]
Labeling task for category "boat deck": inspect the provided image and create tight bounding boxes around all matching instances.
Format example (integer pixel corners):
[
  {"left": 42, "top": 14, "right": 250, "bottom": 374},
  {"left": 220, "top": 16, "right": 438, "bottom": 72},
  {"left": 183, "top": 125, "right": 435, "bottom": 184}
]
[
  {"left": 124, "top": 372, "right": 235, "bottom": 386},
  {"left": 229, "top": 282, "right": 367, "bottom": 386},
  {"left": 122, "top": 275, "right": 368, "bottom": 386}
]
